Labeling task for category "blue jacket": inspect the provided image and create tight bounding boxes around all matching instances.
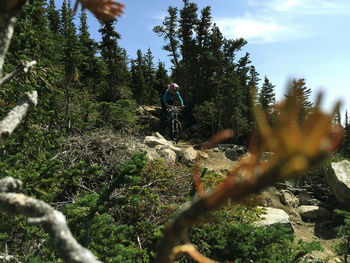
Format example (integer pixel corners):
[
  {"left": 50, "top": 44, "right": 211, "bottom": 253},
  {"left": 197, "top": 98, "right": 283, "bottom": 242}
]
[{"left": 162, "top": 88, "right": 184, "bottom": 107}]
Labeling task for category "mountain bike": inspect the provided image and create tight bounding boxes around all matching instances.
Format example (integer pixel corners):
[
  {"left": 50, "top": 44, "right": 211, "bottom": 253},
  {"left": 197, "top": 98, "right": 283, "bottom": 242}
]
[{"left": 166, "top": 105, "right": 184, "bottom": 143}]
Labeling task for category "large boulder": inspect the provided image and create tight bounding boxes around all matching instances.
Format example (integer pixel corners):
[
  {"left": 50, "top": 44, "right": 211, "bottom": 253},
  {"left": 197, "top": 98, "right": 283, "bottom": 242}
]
[
  {"left": 298, "top": 205, "right": 330, "bottom": 219},
  {"left": 144, "top": 132, "right": 183, "bottom": 164},
  {"left": 180, "top": 146, "right": 198, "bottom": 163},
  {"left": 144, "top": 132, "right": 182, "bottom": 155},
  {"left": 154, "top": 145, "right": 177, "bottom": 163},
  {"left": 255, "top": 207, "right": 294, "bottom": 233},
  {"left": 326, "top": 160, "right": 350, "bottom": 209}
]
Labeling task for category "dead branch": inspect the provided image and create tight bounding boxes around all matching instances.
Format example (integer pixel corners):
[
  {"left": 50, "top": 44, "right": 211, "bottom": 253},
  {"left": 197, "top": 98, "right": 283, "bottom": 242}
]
[
  {"left": 0, "top": 177, "right": 22, "bottom": 192},
  {"left": 0, "top": 242, "right": 19, "bottom": 263},
  {"left": 0, "top": 91, "right": 38, "bottom": 145},
  {"left": 0, "top": 190, "right": 101, "bottom": 263},
  {"left": 0, "top": 60, "right": 37, "bottom": 86}
]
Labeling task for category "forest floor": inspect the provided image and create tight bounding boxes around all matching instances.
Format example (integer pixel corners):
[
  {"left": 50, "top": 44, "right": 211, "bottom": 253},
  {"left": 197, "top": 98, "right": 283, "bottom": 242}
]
[{"left": 175, "top": 140, "right": 340, "bottom": 262}]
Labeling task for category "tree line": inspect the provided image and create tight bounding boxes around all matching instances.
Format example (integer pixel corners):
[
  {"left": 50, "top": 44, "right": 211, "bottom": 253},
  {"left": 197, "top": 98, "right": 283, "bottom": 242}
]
[{"left": 2, "top": 0, "right": 319, "bottom": 146}]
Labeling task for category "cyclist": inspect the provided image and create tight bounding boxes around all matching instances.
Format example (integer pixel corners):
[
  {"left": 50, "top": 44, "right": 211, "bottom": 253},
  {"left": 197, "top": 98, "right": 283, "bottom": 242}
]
[{"left": 161, "top": 83, "right": 184, "bottom": 128}]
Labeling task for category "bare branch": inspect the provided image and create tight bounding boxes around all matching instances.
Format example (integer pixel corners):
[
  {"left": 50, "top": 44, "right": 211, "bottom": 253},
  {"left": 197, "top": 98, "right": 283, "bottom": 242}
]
[
  {"left": 0, "top": 90, "right": 38, "bottom": 145},
  {"left": 0, "top": 60, "right": 37, "bottom": 86},
  {"left": 0, "top": 177, "right": 22, "bottom": 193},
  {"left": 0, "top": 191, "right": 101, "bottom": 263}
]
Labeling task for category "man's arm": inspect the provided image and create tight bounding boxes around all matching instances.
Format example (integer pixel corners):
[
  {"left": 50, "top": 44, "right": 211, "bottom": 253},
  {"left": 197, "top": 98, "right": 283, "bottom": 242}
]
[
  {"left": 162, "top": 89, "right": 169, "bottom": 107},
  {"left": 176, "top": 91, "right": 184, "bottom": 106}
]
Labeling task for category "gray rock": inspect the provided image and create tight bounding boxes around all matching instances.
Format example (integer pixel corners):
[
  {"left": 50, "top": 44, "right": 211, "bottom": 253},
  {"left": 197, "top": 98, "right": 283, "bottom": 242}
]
[
  {"left": 144, "top": 133, "right": 182, "bottom": 155},
  {"left": 255, "top": 207, "right": 294, "bottom": 233},
  {"left": 160, "top": 147, "right": 177, "bottom": 164},
  {"left": 224, "top": 145, "right": 248, "bottom": 161},
  {"left": 181, "top": 146, "right": 198, "bottom": 164},
  {"left": 298, "top": 205, "right": 330, "bottom": 219},
  {"left": 297, "top": 190, "right": 314, "bottom": 205},
  {"left": 280, "top": 190, "right": 299, "bottom": 208},
  {"left": 326, "top": 160, "right": 350, "bottom": 209}
]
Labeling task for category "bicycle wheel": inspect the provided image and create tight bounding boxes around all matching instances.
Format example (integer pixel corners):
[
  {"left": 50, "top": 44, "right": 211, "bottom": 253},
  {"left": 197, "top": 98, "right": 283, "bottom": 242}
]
[{"left": 172, "top": 119, "right": 182, "bottom": 143}]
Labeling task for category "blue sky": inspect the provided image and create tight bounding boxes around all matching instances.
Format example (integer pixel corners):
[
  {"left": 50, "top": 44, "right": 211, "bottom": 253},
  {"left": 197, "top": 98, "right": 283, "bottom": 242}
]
[{"left": 57, "top": 0, "right": 350, "bottom": 119}]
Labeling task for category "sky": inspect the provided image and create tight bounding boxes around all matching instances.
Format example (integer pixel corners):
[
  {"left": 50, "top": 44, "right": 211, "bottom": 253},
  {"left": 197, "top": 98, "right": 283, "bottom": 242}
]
[{"left": 57, "top": 0, "right": 350, "bottom": 119}]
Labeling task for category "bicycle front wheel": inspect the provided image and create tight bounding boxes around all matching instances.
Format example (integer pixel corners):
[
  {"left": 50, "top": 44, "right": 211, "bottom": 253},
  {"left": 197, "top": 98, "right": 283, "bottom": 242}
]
[{"left": 172, "top": 119, "right": 182, "bottom": 143}]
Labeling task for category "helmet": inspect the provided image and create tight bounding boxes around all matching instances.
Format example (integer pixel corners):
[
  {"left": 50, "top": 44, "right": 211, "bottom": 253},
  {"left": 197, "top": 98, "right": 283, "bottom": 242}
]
[{"left": 169, "top": 83, "right": 179, "bottom": 92}]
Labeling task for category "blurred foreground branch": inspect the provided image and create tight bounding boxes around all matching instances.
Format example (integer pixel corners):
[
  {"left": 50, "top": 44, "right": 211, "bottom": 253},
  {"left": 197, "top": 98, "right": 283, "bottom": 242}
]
[
  {"left": 0, "top": 91, "right": 38, "bottom": 145},
  {"left": 0, "top": 0, "right": 28, "bottom": 77},
  {"left": 0, "top": 60, "right": 37, "bottom": 86},
  {"left": 0, "top": 177, "right": 101, "bottom": 263}
]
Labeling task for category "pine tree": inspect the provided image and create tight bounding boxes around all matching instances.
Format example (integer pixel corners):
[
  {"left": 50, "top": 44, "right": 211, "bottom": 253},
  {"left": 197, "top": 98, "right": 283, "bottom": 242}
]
[
  {"left": 47, "top": 0, "right": 60, "bottom": 34},
  {"left": 153, "top": 6, "right": 180, "bottom": 68},
  {"left": 287, "top": 78, "right": 313, "bottom": 121},
  {"left": 7, "top": 0, "right": 56, "bottom": 67},
  {"left": 248, "top": 66, "right": 260, "bottom": 106},
  {"left": 342, "top": 110, "right": 350, "bottom": 157},
  {"left": 194, "top": 6, "right": 215, "bottom": 105},
  {"left": 98, "top": 19, "right": 130, "bottom": 101},
  {"left": 259, "top": 76, "right": 276, "bottom": 125},
  {"left": 78, "top": 10, "right": 98, "bottom": 86},
  {"left": 259, "top": 76, "right": 276, "bottom": 112},
  {"left": 154, "top": 61, "right": 170, "bottom": 101},
  {"left": 143, "top": 48, "right": 159, "bottom": 104},
  {"left": 130, "top": 50, "right": 146, "bottom": 104},
  {"left": 178, "top": 0, "right": 199, "bottom": 101},
  {"left": 60, "top": 0, "right": 83, "bottom": 131}
]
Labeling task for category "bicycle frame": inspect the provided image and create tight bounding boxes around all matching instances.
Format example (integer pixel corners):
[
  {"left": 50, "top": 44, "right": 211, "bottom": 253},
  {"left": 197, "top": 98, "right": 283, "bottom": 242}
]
[{"left": 166, "top": 106, "right": 183, "bottom": 142}]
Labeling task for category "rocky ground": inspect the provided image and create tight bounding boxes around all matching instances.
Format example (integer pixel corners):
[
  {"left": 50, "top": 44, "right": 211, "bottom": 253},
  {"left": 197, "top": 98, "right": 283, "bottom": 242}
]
[
  {"left": 195, "top": 146, "right": 343, "bottom": 262},
  {"left": 137, "top": 105, "right": 348, "bottom": 262}
]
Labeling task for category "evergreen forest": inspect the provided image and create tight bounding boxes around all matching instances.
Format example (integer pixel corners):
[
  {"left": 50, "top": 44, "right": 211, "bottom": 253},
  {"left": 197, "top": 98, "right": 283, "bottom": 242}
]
[{"left": 1, "top": 0, "right": 350, "bottom": 262}]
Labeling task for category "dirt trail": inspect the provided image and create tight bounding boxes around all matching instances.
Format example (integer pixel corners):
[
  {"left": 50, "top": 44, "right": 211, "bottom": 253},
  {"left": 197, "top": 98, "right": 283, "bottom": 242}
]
[{"left": 176, "top": 141, "right": 237, "bottom": 173}]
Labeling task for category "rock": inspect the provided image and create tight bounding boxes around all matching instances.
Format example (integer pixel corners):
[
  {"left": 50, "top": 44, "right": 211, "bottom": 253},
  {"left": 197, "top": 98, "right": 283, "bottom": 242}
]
[
  {"left": 181, "top": 146, "right": 198, "bottom": 163},
  {"left": 144, "top": 133, "right": 182, "bottom": 155},
  {"left": 197, "top": 150, "right": 209, "bottom": 159},
  {"left": 154, "top": 145, "right": 178, "bottom": 164},
  {"left": 255, "top": 207, "right": 294, "bottom": 233},
  {"left": 297, "top": 190, "right": 314, "bottom": 205},
  {"left": 225, "top": 149, "right": 240, "bottom": 161},
  {"left": 298, "top": 205, "right": 330, "bottom": 219},
  {"left": 224, "top": 145, "right": 248, "bottom": 161},
  {"left": 298, "top": 254, "right": 321, "bottom": 263},
  {"left": 326, "top": 160, "right": 350, "bottom": 209},
  {"left": 161, "top": 148, "right": 177, "bottom": 164},
  {"left": 213, "top": 147, "right": 220, "bottom": 152},
  {"left": 280, "top": 190, "right": 299, "bottom": 208}
]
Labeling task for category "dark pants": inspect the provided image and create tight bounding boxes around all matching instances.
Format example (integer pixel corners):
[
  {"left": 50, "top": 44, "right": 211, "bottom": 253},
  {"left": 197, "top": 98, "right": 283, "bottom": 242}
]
[{"left": 160, "top": 103, "right": 167, "bottom": 129}]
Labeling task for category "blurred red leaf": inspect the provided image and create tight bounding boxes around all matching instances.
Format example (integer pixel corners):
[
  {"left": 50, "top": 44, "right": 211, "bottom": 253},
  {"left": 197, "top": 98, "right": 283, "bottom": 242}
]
[{"left": 74, "top": 0, "right": 125, "bottom": 20}]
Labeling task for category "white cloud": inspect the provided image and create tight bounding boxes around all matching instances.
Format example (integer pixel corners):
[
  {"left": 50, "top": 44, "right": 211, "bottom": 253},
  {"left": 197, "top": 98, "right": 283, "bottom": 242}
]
[
  {"left": 267, "top": 0, "right": 350, "bottom": 15},
  {"left": 216, "top": 17, "right": 289, "bottom": 43},
  {"left": 216, "top": 0, "right": 350, "bottom": 43}
]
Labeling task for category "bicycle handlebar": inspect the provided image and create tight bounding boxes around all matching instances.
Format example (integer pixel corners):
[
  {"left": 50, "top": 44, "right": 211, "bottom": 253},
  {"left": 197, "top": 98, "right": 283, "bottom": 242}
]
[{"left": 167, "top": 105, "right": 185, "bottom": 110}]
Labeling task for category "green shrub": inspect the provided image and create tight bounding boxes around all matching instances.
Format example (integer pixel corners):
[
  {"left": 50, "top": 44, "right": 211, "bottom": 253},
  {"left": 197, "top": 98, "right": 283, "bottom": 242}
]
[
  {"left": 180, "top": 209, "right": 322, "bottom": 263},
  {"left": 335, "top": 209, "right": 350, "bottom": 262},
  {"left": 95, "top": 100, "right": 137, "bottom": 130}
]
